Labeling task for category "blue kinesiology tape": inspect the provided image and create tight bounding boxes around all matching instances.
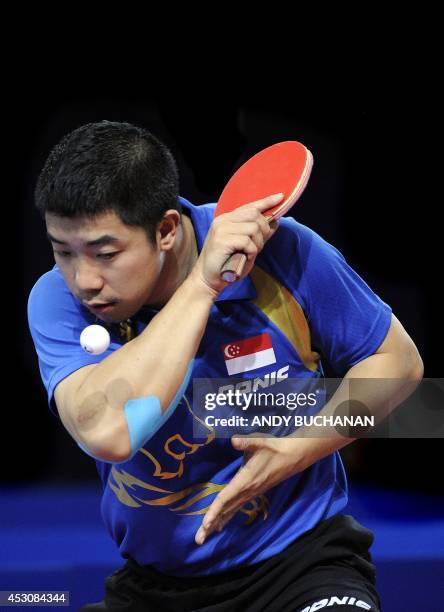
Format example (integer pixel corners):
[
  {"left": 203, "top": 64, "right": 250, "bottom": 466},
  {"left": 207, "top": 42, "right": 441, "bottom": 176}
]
[
  {"left": 123, "top": 359, "right": 194, "bottom": 460},
  {"left": 76, "top": 360, "right": 194, "bottom": 464}
]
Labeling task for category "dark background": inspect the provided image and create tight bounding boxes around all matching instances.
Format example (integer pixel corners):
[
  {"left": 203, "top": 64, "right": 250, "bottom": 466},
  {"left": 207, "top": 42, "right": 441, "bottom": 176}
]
[{"left": 8, "top": 80, "right": 442, "bottom": 494}]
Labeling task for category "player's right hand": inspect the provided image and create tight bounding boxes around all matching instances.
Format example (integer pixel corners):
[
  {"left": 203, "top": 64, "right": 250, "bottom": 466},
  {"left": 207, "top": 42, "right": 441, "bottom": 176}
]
[{"left": 190, "top": 193, "right": 283, "bottom": 296}]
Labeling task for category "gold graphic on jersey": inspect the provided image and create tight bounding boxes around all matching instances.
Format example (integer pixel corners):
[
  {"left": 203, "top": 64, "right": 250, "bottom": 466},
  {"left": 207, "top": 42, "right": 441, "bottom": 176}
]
[
  {"left": 108, "top": 395, "right": 269, "bottom": 524},
  {"left": 129, "top": 394, "right": 215, "bottom": 480},
  {"left": 109, "top": 466, "right": 269, "bottom": 523},
  {"left": 250, "top": 265, "right": 320, "bottom": 372}
]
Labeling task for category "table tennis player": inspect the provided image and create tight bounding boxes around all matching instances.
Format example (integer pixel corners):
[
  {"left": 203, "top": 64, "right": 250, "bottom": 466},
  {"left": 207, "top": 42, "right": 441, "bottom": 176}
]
[{"left": 27, "top": 121, "right": 423, "bottom": 611}]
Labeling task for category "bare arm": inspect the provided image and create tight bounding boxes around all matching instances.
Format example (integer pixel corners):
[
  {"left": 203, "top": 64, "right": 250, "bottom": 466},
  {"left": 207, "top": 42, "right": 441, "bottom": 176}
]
[
  {"left": 54, "top": 195, "right": 282, "bottom": 462},
  {"left": 55, "top": 273, "right": 216, "bottom": 461},
  {"left": 289, "top": 312, "right": 425, "bottom": 464},
  {"left": 195, "top": 313, "right": 425, "bottom": 543}
]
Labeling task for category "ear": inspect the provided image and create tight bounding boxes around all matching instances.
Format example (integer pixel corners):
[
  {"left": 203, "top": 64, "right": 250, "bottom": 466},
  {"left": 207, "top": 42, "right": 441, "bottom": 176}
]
[{"left": 156, "top": 210, "right": 181, "bottom": 251}]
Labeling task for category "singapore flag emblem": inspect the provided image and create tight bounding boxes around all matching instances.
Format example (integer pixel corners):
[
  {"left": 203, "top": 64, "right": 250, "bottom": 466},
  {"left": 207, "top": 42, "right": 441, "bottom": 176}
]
[{"left": 221, "top": 333, "right": 276, "bottom": 376}]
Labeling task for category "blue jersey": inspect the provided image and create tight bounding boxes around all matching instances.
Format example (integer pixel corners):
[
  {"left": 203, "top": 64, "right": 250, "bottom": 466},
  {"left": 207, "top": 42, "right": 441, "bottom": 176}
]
[{"left": 28, "top": 197, "right": 392, "bottom": 576}]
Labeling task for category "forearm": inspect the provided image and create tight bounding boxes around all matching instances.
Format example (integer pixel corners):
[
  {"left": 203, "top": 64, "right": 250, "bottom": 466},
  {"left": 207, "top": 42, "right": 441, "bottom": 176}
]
[
  {"left": 80, "top": 273, "right": 214, "bottom": 405},
  {"left": 74, "top": 273, "right": 215, "bottom": 458},
  {"left": 290, "top": 351, "right": 424, "bottom": 469},
  {"left": 70, "top": 201, "right": 280, "bottom": 460}
]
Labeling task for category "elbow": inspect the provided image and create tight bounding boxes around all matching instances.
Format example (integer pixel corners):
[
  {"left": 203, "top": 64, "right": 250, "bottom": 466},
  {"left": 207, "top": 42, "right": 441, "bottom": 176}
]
[
  {"left": 411, "top": 358, "right": 424, "bottom": 381},
  {"left": 406, "top": 346, "right": 424, "bottom": 381},
  {"left": 80, "top": 421, "right": 132, "bottom": 463},
  {"left": 98, "top": 439, "right": 132, "bottom": 464},
  {"left": 73, "top": 390, "right": 132, "bottom": 463}
]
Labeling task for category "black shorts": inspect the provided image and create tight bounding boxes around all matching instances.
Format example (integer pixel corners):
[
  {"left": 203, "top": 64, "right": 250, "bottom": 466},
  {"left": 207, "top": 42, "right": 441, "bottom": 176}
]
[{"left": 80, "top": 514, "right": 381, "bottom": 612}]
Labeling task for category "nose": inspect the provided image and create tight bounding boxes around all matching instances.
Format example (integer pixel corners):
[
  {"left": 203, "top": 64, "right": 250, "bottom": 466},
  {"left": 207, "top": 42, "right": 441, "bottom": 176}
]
[{"left": 74, "top": 259, "right": 104, "bottom": 294}]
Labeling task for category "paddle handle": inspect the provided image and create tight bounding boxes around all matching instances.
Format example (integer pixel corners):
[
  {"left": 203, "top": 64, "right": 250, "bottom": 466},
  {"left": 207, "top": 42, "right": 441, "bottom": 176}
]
[
  {"left": 220, "top": 216, "right": 279, "bottom": 283},
  {"left": 220, "top": 252, "right": 247, "bottom": 283}
]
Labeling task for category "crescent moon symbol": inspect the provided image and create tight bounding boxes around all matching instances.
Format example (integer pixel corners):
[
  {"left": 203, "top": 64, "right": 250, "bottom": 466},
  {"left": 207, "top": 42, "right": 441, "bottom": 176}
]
[{"left": 224, "top": 344, "right": 233, "bottom": 358}]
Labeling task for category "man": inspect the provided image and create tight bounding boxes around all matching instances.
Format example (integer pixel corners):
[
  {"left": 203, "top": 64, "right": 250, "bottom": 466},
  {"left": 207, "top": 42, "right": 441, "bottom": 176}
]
[{"left": 28, "top": 121, "right": 423, "bottom": 611}]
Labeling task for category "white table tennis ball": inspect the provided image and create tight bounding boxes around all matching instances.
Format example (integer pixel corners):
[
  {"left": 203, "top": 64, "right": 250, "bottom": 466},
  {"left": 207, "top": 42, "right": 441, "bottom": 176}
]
[{"left": 80, "top": 325, "right": 111, "bottom": 355}]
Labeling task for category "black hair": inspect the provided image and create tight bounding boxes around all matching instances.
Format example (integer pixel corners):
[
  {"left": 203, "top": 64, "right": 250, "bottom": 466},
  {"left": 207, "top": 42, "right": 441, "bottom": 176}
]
[{"left": 35, "top": 120, "right": 180, "bottom": 243}]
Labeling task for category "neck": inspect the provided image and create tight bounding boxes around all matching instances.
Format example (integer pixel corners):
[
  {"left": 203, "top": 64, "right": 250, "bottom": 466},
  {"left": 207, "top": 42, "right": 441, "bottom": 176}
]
[
  {"left": 149, "top": 214, "right": 198, "bottom": 307},
  {"left": 177, "top": 214, "right": 199, "bottom": 283}
]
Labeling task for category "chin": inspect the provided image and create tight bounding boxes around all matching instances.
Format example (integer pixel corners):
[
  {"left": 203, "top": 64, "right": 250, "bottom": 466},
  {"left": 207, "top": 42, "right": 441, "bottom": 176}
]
[
  {"left": 111, "top": 305, "right": 141, "bottom": 323},
  {"left": 95, "top": 308, "right": 126, "bottom": 324},
  {"left": 95, "top": 313, "right": 120, "bottom": 324}
]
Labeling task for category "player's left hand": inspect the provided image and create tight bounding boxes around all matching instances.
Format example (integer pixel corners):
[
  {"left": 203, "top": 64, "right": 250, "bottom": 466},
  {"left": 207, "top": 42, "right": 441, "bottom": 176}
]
[{"left": 195, "top": 435, "right": 312, "bottom": 545}]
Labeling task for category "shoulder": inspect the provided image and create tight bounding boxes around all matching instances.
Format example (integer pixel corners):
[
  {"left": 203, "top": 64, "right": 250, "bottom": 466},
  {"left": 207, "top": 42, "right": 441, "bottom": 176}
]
[
  {"left": 256, "top": 217, "right": 324, "bottom": 281},
  {"left": 29, "top": 266, "right": 70, "bottom": 305},
  {"left": 28, "top": 266, "right": 88, "bottom": 330},
  {"left": 270, "top": 217, "right": 343, "bottom": 258}
]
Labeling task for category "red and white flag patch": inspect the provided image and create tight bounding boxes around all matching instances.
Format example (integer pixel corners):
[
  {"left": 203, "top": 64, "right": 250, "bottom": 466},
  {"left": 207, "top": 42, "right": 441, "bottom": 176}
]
[{"left": 221, "top": 333, "right": 276, "bottom": 375}]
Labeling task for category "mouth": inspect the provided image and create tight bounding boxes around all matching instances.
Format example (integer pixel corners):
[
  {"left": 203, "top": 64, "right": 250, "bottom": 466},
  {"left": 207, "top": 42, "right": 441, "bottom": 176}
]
[{"left": 84, "top": 301, "right": 117, "bottom": 314}]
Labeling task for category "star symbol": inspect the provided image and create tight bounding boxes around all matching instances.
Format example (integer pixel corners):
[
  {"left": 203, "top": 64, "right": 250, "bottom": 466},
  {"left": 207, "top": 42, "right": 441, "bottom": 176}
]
[{"left": 228, "top": 344, "right": 241, "bottom": 357}]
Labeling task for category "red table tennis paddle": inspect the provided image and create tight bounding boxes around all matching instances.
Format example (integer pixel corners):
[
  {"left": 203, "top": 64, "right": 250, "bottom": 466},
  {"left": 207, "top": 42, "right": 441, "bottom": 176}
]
[{"left": 215, "top": 141, "right": 313, "bottom": 282}]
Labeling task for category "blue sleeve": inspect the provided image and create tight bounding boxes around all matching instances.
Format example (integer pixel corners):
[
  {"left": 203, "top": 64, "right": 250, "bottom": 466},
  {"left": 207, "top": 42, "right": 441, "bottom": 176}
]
[
  {"left": 27, "top": 269, "right": 122, "bottom": 415},
  {"left": 287, "top": 220, "right": 393, "bottom": 375}
]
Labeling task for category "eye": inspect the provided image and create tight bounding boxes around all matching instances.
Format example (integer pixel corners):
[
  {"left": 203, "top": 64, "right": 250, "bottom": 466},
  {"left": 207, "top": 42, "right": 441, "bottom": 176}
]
[
  {"left": 54, "top": 251, "right": 72, "bottom": 258},
  {"left": 97, "top": 252, "right": 119, "bottom": 260}
]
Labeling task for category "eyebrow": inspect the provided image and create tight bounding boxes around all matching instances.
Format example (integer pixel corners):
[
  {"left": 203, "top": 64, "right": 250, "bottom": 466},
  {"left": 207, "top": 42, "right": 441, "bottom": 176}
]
[{"left": 46, "top": 232, "right": 120, "bottom": 247}]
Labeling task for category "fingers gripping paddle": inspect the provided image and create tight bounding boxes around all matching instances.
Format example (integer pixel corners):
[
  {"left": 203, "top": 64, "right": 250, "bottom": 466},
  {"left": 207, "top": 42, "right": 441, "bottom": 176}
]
[{"left": 214, "top": 141, "right": 313, "bottom": 283}]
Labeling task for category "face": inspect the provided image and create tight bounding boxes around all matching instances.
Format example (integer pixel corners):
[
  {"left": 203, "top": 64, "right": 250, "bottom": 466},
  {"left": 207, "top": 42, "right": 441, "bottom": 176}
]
[{"left": 46, "top": 211, "right": 168, "bottom": 323}]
